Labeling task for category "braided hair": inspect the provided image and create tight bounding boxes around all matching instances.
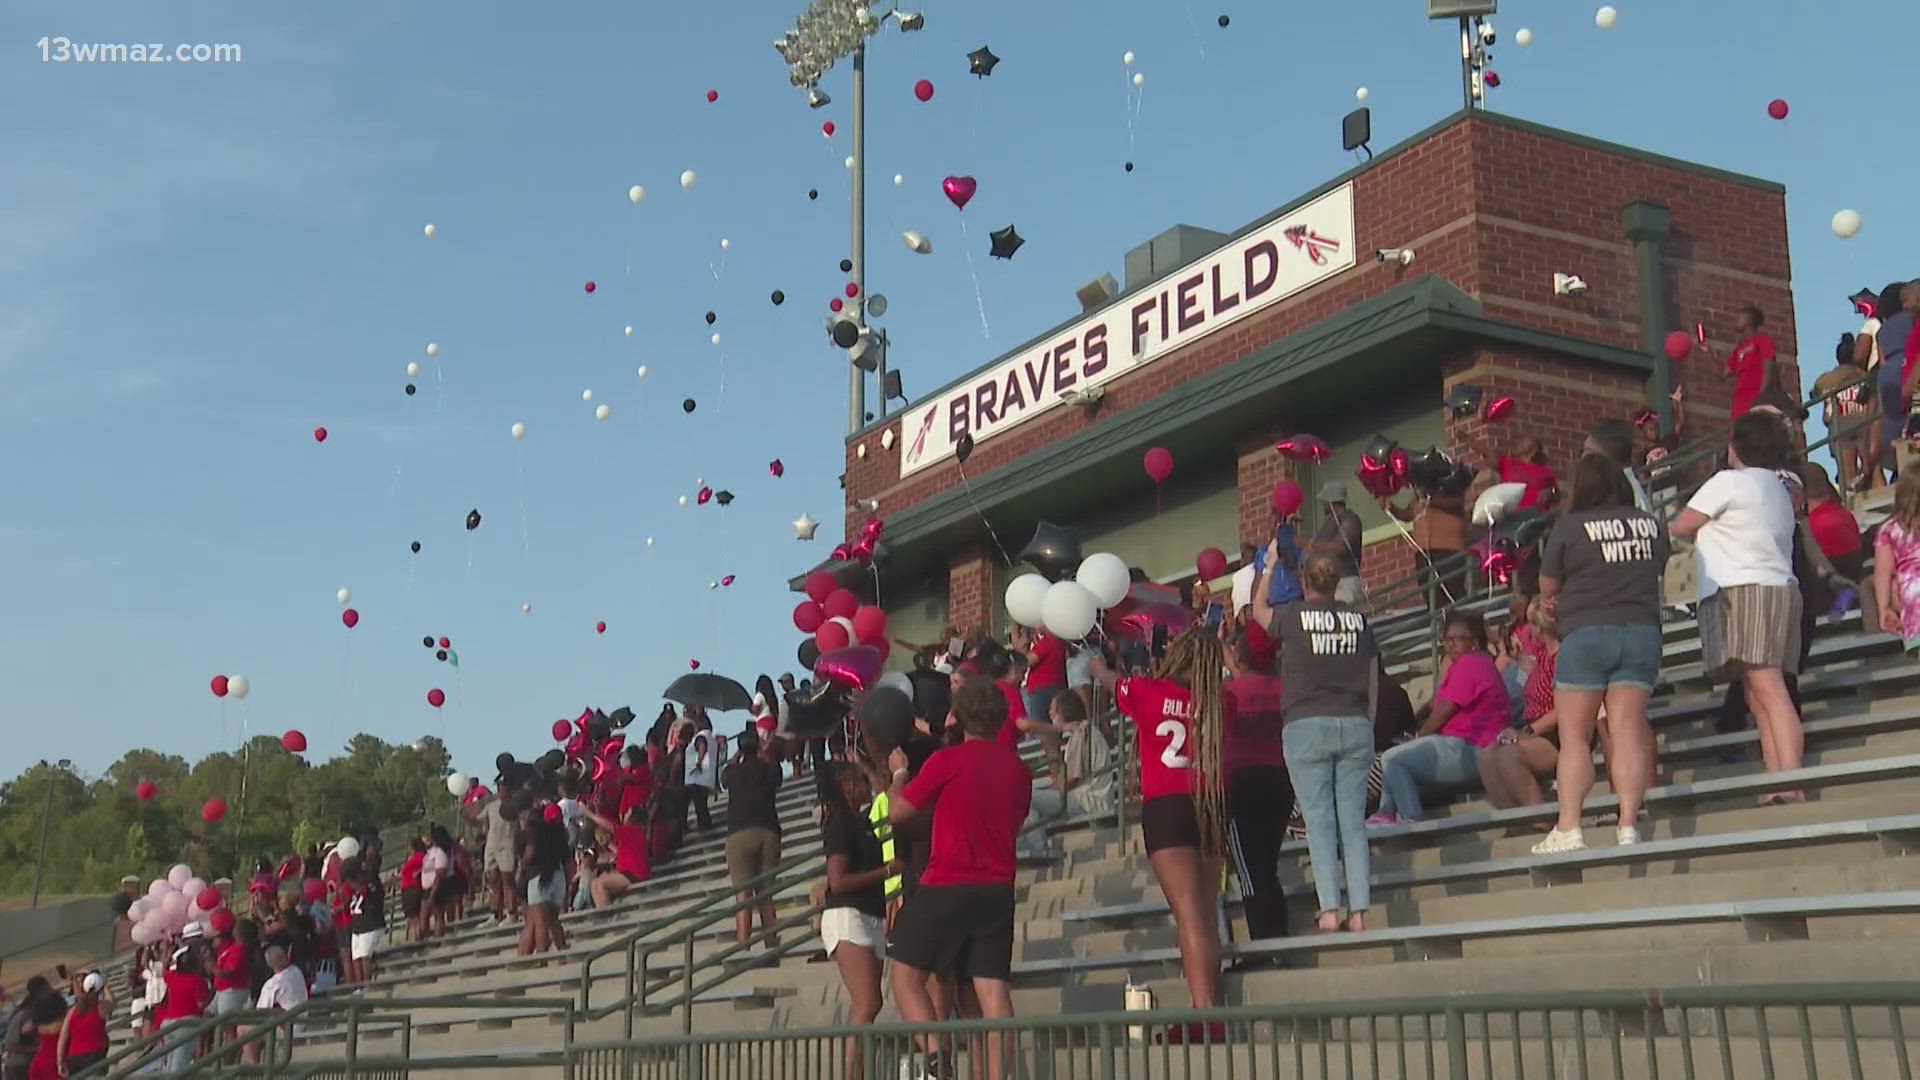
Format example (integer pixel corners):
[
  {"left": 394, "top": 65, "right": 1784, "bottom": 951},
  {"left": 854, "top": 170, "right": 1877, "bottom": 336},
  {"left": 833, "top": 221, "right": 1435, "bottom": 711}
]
[{"left": 1151, "top": 628, "right": 1228, "bottom": 857}]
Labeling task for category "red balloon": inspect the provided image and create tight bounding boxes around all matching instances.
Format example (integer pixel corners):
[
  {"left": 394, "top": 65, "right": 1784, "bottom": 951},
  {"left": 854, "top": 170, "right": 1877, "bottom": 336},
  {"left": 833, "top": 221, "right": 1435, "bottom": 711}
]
[
  {"left": 830, "top": 298, "right": 844, "bottom": 312},
  {"left": 1196, "top": 547, "right": 1229, "bottom": 581},
  {"left": 846, "top": 282, "right": 860, "bottom": 298},
  {"left": 1483, "top": 70, "right": 1501, "bottom": 89},
  {"left": 770, "top": 459, "right": 785, "bottom": 478},
  {"left": 281, "top": 730, "right": 307, "bottom": 753},
  {"left": 815, "top": 644, "right": 883, "bottom": 692},
  {"left": 427, "top": 688, "right": 446, "bottom": 708},
  {"left": 135, "top": 781, "right": 157, "bottom": 801},
  {"left": 861, "top": 518, "right": 886, "bottom": 541},
  {"left": 1143, "top": 447, "right": 1174, "bottom": 483},
  {"left": 852, "top": 605, "right": 888, "bottom": 643},
  {"left": 313, "top": 427, "right": 328, "bottom": 443},
  {"left": 341, "top": 608, "right": 359, "bottom": 629},
  {"left": 201, "top": 798, "right": 228, "bottom": 824},
  {"left": 793, "top": 601, "right": 826, "bottom": 633},
  {"left": 1275, "top": 434, "right": 1331, "bottom": 463},
  {"left": 551, "top": 720, "right": 571, "bottom": 741},
  {"left": 697, "top": 486, "right": 713, "bottom": 505},
  {"left": 941, "top": 175, "right": 977, "bottom": 211},
  {"left": 1767, "top": 98, "right": 1789, "bottom": 120},
  {"left": 1482, "top": 396, "right": 1516, "bottom": 423},
  {"left": 1390, "top": 448, "right": 1411, "bottom": 482},
  {"left": 707, "top": 89, "right": 719, "bottom": 103},
  {"left": 1271, "top": 481, "right": 1304, "bottom": 517},
  {"left": 850, "top": 537, "right": 877, "bottom": 563},
  {"left": 208, "top": 907, "right": 235, "bottom": 934},
  {"left": 584, "top": 281, "right": 596, "bottom": 294},
  {"left": 822, "top": 120, "right": 836, "bottom": 137},
  {"left": 721, "top": 574, "right": 736, "bottom": 587},
  {"left": 439, "top": 637, "right": 451, "bottom": 649},
  {"left": 543, "top": 804, "right": 562, "bottom": 823},
  {"left": 823, "top": 589, "right": 860, "bottom": 620},
  {"left": 913, "top": 79, "right": 935, "bottom": 102},
  {"left": 804, "top": 570, "right": 838, "bottom": 603},
  {"left": 210, "top": 675, "right": 229, "bottom": 699},
  {"left": 195, "top": 886, "right": 223, "bottom": 911},
  {"left": 596, "top": 621, "right": 607, "bottom": 634},
  {"left": 816, "top": 620, "right": 851, "bottom": 653},
  {"left": 1664, "top": 330, "right": 1694, "bottom": 362},
  {"left": 830, "top": 543, "right": 853, "bottom": 561}
]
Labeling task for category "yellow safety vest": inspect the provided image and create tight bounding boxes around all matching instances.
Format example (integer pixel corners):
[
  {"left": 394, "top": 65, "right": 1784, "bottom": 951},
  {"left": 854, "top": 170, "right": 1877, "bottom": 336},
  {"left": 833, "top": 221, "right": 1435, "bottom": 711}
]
[{"left": 868, "top": 794, "right": 901, "bottom": 899}]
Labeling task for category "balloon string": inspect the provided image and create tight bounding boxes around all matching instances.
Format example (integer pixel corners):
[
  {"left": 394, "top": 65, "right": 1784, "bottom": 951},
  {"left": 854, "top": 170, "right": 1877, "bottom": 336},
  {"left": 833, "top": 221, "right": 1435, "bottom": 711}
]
[
  {"left": 517, "top": 451, "right": 530, "bottom": 555},
  {"left": 435, "top": 361, "right": 444, "bottom": 415},
  {"left": 717, "top": 350, "right": 728, "bottom": 411},
  {"left": 956, "top": 462, "right": 1015, "bottom": 567},
  {"left": 1182, "top": 3, "right": 1208, "bottom": 61},
  {"left": 958, "top": 218, "right": 992, "bottom": 342}
]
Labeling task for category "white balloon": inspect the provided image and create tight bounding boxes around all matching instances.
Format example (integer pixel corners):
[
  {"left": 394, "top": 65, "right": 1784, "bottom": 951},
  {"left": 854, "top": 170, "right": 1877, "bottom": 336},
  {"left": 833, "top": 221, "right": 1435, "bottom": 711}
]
[
  {"left": 678, "top": 496, "right": 689, "bottom": 507},
  {"left": 1595, "top": 5, "right": 1617, "bottom": 29},
  {"left": 680, "top": 170, "right": 697, "bottom": 189},
  {"left": 624, "top": 325, "right": 634, "bottom": 336},
  {"left": 1515, "top": 27, "right": 1533, "bottom": 45},
  {"left": 160, "top": 892, "right": 189, "bottom": 919},
  {"left": 181, "top": 877, "right": 207, "bottom": 899},
  {"left": 720, "top": 238, "right": 731, "bottom": 250},
  {"left": 1356, "top": 86, "right": 1370, "bottom": 102},
  {"left": 637, "top": 365, "right": 648, "bottom": 378},
  {"left": 1004, "top": 573, "right": 1052, "bottom": 629},
  {"left": 423, "top": 223, "right": 437, "bottom": 238},
  {"left": 582, "top": 389, "right": 594, "bottom": 401},
  {"left": 829, "top": 616, "right": 856, "bottom": 640},
  {"left": 521, "top": 603, "right": 531, "bottom": 614},
  {"left": 844, "top": 156, "right": 856, "bottom": 170},
  {"left": 595, "top": 403, "right": 611, "bottom": 421},
  {"left": 335, "top": 836, "right": 362, "bottom": 860},
  {"left": 1132, "top": 72, "right": 1145, "bottom": 87},
  {"left": 337, "top": 588, "right": 351, "bottom": 604},
  {"left": 147, "top": 880, "right": 169, "bottom": 899},
  {"left": 1123, "top": 51, "right": 1135, "bottom": 65},
  {"left": 226, "top": 674, "right": 249, "bottom": 700},
  {"left": 1041, "top": 580, "right": 1100, "bottom": 641},
  {"left": 510, "top": 421, "right": 526, "bottom": 440},
  {"left": 902, "top": 230, "right": 932, "bottom": 254},
  {"left": 131, "top": 922, "right": 159, "bottom": 945},
  {"left": 1076, "top": 553, "right": 1131, "bottom": 609},
  {"left": 406, "top": 362, "right": 421, "bottom": 377},
  {"left": 646, "top": 537, "right": 655, "bottom": 546},
  {"left": 1473, "top": 482, "right": 1529, "bottom": 526},
  {"left": 446, "top": 771, "right": 471, "bottom": 798},
  {"left": 168, "top": 864, "right": 193, "bottom": 888},
  {"left": 128, "top": 898, "right": 149, "bottom": 922},
  {"left": 1832, "top": 209, "right": 1862, "bottom": 239},
  {"left": 426, "top": 342, "right": 439, "bottom": 357},
  {"left": 628, "top": 185, "right": 646, "bottom": 205},
  {"left": 893, "top": 174, "right": 905, "bottom": 186},
  {"left": 710, "top": 333, "right": 722, "bottom": 345}
]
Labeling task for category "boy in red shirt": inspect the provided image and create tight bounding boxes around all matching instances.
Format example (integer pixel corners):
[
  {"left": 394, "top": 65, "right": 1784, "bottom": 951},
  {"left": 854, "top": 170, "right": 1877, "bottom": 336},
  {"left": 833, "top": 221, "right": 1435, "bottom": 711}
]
[
  {"left": 1720, "top": 305, "right": 1778, "bottom": 419},
  {"left": 888, "top": 676, "right": 1032, "bottom": 1079}
]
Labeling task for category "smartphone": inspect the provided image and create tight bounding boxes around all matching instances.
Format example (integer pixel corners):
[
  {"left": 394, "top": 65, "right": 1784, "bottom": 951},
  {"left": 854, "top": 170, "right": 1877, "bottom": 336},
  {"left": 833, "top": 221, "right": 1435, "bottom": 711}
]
[
  {"left": 947, "top": 637, "right": 965, "bottom": 659},
  {"left": 1150, "top": 624, "right": 1170, "bottom": 660},
  {"left": 1204, "top": 603, "right": 1226, "bottom": 632}
]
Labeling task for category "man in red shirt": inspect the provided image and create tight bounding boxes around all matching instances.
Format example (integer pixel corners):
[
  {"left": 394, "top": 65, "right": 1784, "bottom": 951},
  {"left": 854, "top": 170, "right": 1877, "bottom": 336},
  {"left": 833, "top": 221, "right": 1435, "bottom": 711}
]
[
  {"left": 1012, "top": 625, "right": 1068, "bottom": 722},
  {"left": 1722, "top": 305, "right": 1778, "bottom": 419},
  {"left": 889, "top": 676, "right": 1031, "bottom": 1079}
]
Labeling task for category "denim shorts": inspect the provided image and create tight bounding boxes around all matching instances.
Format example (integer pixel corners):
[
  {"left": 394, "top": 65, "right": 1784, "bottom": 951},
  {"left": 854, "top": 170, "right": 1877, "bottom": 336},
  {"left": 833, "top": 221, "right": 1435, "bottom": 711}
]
[
  {"left": 525, "top": 868, "right": 567, "bottom": 906},
  {"left": 1555, "top": 623, "right": 1663, "bottom": 693}
]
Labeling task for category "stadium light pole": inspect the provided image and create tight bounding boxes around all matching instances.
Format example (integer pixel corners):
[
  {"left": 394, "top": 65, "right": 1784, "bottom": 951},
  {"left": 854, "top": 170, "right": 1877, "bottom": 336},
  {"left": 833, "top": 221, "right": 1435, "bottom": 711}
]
[
  {"left": 776, "top": 2, "right": 921, "bottom": 435},
  {"left": 31, "top": 759, "right": 73, "bottom": 909}
]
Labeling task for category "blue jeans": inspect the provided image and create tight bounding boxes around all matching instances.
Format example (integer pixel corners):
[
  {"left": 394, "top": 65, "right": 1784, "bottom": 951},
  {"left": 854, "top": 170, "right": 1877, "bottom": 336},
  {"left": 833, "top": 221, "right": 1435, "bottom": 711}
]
[
  {"left": 1283, "top": 716, "right": 1375, "bottom": 915},
  {"left": 1377, "top": 734, "right": 1481, "bottom": 820}
]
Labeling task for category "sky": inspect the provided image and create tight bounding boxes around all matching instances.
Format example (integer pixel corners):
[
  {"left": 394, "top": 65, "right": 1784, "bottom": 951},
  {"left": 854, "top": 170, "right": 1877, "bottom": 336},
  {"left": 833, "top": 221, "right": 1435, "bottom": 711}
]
[{"left": 1, "top": 0, "right": 1909, "bottom": 783}]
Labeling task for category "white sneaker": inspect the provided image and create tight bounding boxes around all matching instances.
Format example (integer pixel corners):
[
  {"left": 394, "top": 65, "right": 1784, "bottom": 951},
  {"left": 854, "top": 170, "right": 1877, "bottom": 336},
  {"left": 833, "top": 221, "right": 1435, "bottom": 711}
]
[
  {"left": 1531, "top": 827, "right": 1587, "bottom": 855},
  {"left": 1616, "top": 825, "right": 1641, "bottom": 846}
]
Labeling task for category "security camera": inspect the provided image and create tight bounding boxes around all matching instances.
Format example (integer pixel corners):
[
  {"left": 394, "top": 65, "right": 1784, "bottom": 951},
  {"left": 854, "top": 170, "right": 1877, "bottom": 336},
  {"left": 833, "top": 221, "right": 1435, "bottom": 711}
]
[
  {"left": 1553, "top": 273, "right": 1589, "bottom": 297},
  {"left": 1478, "top": 19, "right": 1496, "bottom": 44},
  {"left": 1375, "top": 248, "right": 1417, "bottom": 267}
]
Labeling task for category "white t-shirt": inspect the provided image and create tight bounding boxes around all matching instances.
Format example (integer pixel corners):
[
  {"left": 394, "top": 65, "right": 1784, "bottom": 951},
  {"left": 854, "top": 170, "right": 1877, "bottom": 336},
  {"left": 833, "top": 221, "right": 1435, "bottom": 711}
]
[
  {"left": 1862, "top": 316, "right": 1884, "bottom": 372},
  {"left": 1686, "top": 467, "right": 1797, "bottom": 597},
  {"left": 684, "top": 731, "right": 719, "bottom": 788},
  {"left": 1229, "top": 563, "right": 1257, "bottom": 613},
  {"left": 556, "top": 797, "right": 584, "bottom": 834},
  {"left": 420, "top": 846, "right": 450, "bottom": 887},
  {"left": 258, "top": 966, "right": 309, "bottom": 1011}
]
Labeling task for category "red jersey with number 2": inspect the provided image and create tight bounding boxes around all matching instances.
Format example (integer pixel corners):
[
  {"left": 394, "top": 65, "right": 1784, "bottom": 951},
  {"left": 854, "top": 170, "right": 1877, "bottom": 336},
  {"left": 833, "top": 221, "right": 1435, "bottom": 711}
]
[{"left": 1116, "top": 677, "right": 1213, "bottom": 800}]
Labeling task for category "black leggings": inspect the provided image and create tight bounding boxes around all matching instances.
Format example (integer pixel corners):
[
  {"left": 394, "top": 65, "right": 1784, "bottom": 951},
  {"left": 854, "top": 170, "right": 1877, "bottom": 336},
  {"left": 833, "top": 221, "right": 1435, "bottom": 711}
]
[{"left": 1227, "top": 765, "right": 1296, "bottom": 941}]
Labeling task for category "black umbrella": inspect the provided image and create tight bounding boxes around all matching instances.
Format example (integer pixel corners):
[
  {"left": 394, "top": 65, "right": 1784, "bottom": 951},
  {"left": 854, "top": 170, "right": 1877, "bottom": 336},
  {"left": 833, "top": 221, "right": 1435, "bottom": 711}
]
[{"left": 662, "top": 673, "right": 754, "bottom": 713}]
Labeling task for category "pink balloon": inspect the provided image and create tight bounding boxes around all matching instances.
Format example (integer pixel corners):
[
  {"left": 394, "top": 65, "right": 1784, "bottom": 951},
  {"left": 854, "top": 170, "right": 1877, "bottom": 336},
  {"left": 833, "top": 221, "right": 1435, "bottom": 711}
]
[
  {"left": 851, "top": 605, "right": 888, "bottom": 643},
  {"left": 427, "top": 688, "right": 446, "bottom": 708},
  {"left": 794, "top": 601, "right": 826, "bottom": 633},
  {"left": 210, "top": 675, "right": 229, "bottom": 698},
  {"left": 822, "top": 589, "right": 860, "bottom": 621},
  {"left": 941, "top": 175, "right": 977, "bottom": 211},
  {"left": 1143, "top": 447, "right": 1174, "bottom": 483},
  {"left": 313, "top": 427, "right": 328, "bottom": 443},
  {"left": 815, "top": 620, "right": 851, "bottom": 653},
  {"left": 804, "top": 571, "right": 837, "bottom": 604},
  {"left": 281, "top": 730, "right": 307, "bottom": 753},
  {"left": 1196, "top": 547, "right": 1229, "bottom": 581},
  {"left": 1664, "top": 330, "right": 1694, "bottom": 362},
  {"left": 1767, "top": 98, "right": 1789, "bottom": 120},
  {"left": 913, "top": 79, "right": 934, "bottom": 102},
  {"left": 584, "top": 281, "right": 597, "bottom": 293},
  {"left": 551, "top": 720, "right": 571, "bottom": 741},
  {"left": 341, "top": 608, "right": 359, "bottom": 629},
  {"left": 1275, "top": 434, "right": 1331, "bottom": 463},
  {"left": 822, "top": 120, "right": 836, "bottom": 137},
  {"left": 1482, "top": 396, "right": 1516, "bottom": 423},
  {"left": 815, "top": 644, "right": 884, "bottom": 692},
  {"left": 1271, "top": 481, "right": 1304, "bottom": 517},
  {"left": 1103, "top": 599, "right": 1192, "bottom": 644}
]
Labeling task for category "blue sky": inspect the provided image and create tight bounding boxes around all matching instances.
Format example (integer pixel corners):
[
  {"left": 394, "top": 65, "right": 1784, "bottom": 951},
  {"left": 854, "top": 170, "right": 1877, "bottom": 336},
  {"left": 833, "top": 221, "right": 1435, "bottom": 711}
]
[{"left": 2, "top": 0, "right": 1908, "bottom": 782}]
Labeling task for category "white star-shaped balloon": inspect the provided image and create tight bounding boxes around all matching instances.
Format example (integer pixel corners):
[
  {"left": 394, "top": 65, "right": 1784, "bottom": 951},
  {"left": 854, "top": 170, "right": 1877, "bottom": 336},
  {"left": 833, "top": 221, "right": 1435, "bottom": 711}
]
[{"left": 793, "top": 513, "right": 820, "bottom": 540}]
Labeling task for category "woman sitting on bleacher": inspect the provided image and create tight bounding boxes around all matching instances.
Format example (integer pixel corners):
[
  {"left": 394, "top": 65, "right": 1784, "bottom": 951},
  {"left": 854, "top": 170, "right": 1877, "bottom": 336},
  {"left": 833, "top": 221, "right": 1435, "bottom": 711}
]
[
  {"left": 1478, "top": 595, "right": 1562, "bottom": 818},
  {"left": 1368, "top": 612, "right": 1509, "bottom": 827}
]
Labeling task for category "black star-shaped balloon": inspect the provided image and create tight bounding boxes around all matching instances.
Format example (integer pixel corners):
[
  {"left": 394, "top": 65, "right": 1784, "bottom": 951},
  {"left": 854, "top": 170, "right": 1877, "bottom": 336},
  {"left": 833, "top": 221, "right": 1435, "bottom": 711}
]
[
  {"left": 715, "top": 490, "right": 734, "bottom": 507},
  {"left": 465, "top": 509, "right": 482, "bottom": 531},
  {"left": 967, "top": 45, "right": 1000, "bottom": 78},
  {"left": 988, "top": 224, "right": 1024, "bottom": 260}
]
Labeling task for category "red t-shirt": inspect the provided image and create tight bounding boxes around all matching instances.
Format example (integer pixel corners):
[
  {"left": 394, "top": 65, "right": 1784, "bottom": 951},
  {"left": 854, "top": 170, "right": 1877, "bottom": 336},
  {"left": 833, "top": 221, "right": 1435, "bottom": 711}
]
[
  {"left": 214, "top": 940, "right": 250, "bottom": 991},
  {"left": 1727, "top": 331, "right": 1777, "bottom": 417},
  {"left": 399, "top": 851, "right": 424, "bottom": 891},
  {"left": 1221, "top": 673, "right": 1287, "bottom": 774},
  {"left": 64, "top": 1005, "right": 108, "bottom": 1056},
  {"left": 995, "top": 680, "right": 1028, "bottom": 750},
  {"left": 1498, "top": 456, "right": 1558, "bottom": 510},
  {"left": 899, "top": 737, "right": 1032, "bottom": 887},
  {"left": 1807, "top": 499, "right": 1863, "bottom": 560},
  {"left": 618, "top": 766, "right": 654, "bottom": 820},
  {"left": 1116, "top": 677, "right": 1215, "bottom": 800},
  {"left": 1023, "top": 634, "right": 1067, "bottom": 690},
  {"left": 154, "top": 971, "right": 211, "bottom": 1022},
  {"left": 612, "top": 823, "right": 652, "bottom": 881}
]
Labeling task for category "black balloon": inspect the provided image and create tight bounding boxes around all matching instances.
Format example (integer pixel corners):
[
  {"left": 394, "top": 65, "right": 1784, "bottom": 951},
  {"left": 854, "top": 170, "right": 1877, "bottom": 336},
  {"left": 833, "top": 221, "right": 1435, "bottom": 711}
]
[
  {"left": 405, "top": 384, "right": 416, "bottom": 396},
  {"left": 905, "top": 668, "right": 950, "bottom": 724},
  {"left": 495, "top": 752, "right": 516, "bottom": 773},
  {"left": 535, "top": 748, "right": 566, "bottom": 776},
  {"left": 705, "top": 311, "right": 717, "bottom": 325},
  {"left": 1018, "top": 520, "right": 1083, "bottom": 580},
  {"left": 1437, "top": 460, "right": 1478, "bottom": 498},
  {"left": 1444, "top": 383, "right": 1487, "bottom": 419},
  {"left": 1218, "top": 13, "right": 1229, "bottom": 26},
  {"left": 466, "top": 509, "right": 482, "bottom": 531},
  {"left": 988, "top": 224, "right": 1024, "bottom": 260},
  {"left": 797, "top": 637, "right": 822, "bottom": 671},
  {"left": 715, "top": 490, "right": 734, "bottom": 507},
  {"left": 808, "top": 189, "right": 818, "bottom": 200},
  {"left": 587, "top": 709, "right": 612, "bottom": 742},
  {"left": 839, "top": 258, "right": 853, "bottom": 273},
  {"left": 423, "top": 636, "right": 435, "bottom": 648},
  {"left": 955, "top": 431, "right": 975, "bottom": 465},
  {"left": 1407, "top": 447, "right": 1453, "bottom": 494},
  {"left": 771, "top": 290, "right": 785, "bottom": 305},
  {"left": 682, "top": 398, "right": 696, "bottom": 413},
  {"left": 1362, "top": 435, "right": 1399, "bottom": 467},
  {"left": 1125, "top": 161, "right": 1134, "bottom": 172},
  {"left": 410, "top": 540, "right": 421, "bottom": 554},
  {"left": 830, "top": 319, "right": 861, "bottom": 348},
  {"left": 783, "top": 682, "right": 846, "bottom": 739},
  {"left": 608, "top": 705, "right": 635, "bottom": 729},
  {"left": 436, "top": 649, "right": 448, "bottom": 661},
  {"left": 857, "top": 686, "right": 915, "bottom": 756},
  {"left": 967, "top": 45, "right": 1001, "bottom": 77}
]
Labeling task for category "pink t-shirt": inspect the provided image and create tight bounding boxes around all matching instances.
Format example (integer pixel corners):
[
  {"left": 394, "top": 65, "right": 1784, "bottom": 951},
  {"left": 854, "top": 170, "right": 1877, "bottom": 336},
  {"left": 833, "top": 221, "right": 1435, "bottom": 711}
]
[{"left": 1435, "top": 651, "right": 1510, "bottom": 748}]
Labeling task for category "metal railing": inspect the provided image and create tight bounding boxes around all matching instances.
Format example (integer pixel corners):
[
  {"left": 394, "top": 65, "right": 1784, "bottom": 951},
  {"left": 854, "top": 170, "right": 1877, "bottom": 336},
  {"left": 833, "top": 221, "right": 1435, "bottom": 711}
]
[{"left": 121, "top": 982, "right": 1920, "bottom": 1079}]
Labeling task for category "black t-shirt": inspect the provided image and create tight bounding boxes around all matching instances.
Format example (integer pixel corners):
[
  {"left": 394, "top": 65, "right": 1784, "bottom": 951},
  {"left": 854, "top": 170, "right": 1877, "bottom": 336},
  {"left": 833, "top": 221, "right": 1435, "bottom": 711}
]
[
  {"left": 1540, "top": 507, "right": 1669, "bottom": 635},
  {"left": 722, "top": 757, "right": 784, "bottom": 834},
  {"left": 1273, "top": 599, "right": 1378, "bottom": 724},
  {"left": 526, "top": 818, "right": 570, "bottom": 878},
  {"left": 820, "top": 807, "right": 887, "bottom": 919},
  {"left": 348, "top": 880, "right": 385, "bottom": 934},
  {"left": 894, "top": 733, "right": 944, "bottom": 894},
  {"left": 1313, "top": 507, "right": 1365, "bottom": 577}
]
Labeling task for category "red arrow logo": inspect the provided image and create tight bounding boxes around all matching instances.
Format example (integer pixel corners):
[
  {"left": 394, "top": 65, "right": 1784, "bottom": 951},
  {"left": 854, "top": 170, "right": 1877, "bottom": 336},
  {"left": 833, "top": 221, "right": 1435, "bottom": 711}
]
[{"left": 1284, "top": 226, "right": 1342, "bottom": 266}]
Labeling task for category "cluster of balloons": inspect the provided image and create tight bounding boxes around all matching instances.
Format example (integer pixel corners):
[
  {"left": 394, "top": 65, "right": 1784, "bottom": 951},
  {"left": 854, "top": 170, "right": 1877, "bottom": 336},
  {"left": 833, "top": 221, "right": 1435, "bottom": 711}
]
[
  {"left": 828, "top": 516, "right": 887, "bottom": 565},
  {"left": 795, "top": 572, "right": 891, "bottom": 660},
  {"left": 1004, "top": 548, "right": 1130, "bottom": 642},
  {"left": 126, "top": 864, "right": 231, "bottom": 945},
  {"left": 208, "top": 674, "right": 251, "bottom": 700}
]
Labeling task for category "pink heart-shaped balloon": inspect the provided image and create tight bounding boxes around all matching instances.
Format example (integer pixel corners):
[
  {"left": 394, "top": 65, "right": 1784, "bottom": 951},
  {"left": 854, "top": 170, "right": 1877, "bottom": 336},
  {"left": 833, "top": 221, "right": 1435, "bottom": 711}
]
[
  {"left": 942, "top": 175, "right": 977, "bottom": 211},
  {"left": 689, "top": 659, "right": 701, "bottom": 670}
]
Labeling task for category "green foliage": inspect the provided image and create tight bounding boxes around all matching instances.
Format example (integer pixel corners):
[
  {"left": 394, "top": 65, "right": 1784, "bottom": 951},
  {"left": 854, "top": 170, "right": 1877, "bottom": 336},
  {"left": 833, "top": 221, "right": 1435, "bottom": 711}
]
[{"left": 0, "top": 735, "right": 456, "bottom": 896}]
